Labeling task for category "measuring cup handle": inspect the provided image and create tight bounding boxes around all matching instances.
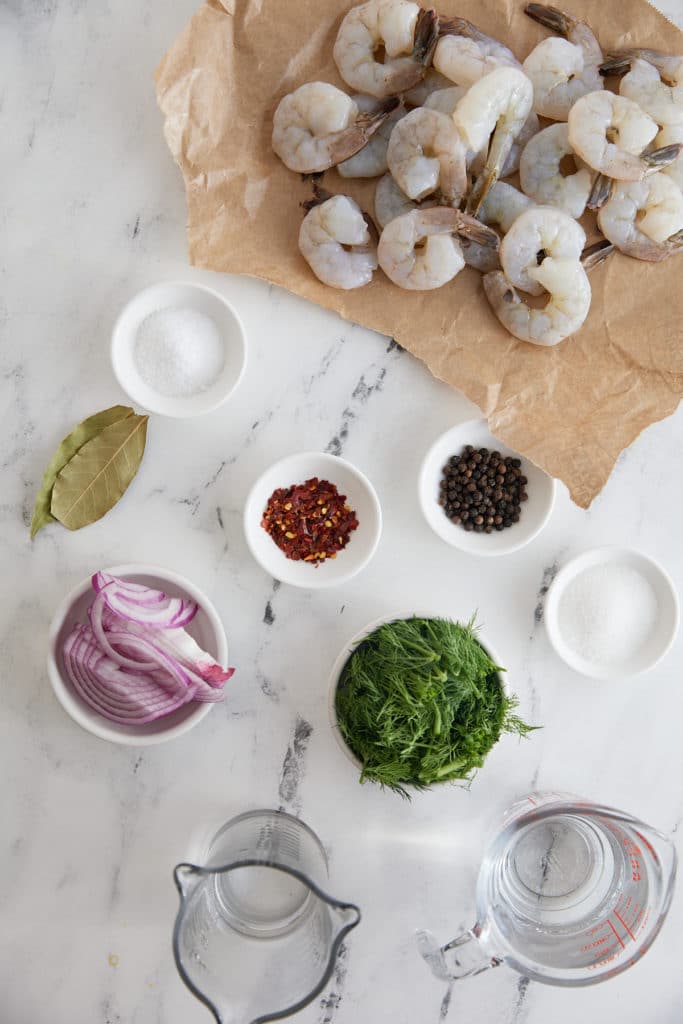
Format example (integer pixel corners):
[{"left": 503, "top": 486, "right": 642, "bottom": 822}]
[{"left": 417, "top": 927, "right": 502, "bottom": 980}]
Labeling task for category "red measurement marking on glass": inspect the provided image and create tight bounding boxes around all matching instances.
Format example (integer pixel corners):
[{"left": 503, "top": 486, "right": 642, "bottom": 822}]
[
  {"left": 607, "top": 919, "right": 626, "bottom": 950},
  {"left": 613, "top": 909, "right": 636, "bottom": 941}
]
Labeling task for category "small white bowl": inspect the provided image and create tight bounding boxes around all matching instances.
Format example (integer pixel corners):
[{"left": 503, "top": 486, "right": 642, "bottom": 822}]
[
  {"left": 419, "top": 420, "right": 555, "bottom": 557},
  {"left": 544, "top": 547, "right": 679, "bottom": 680},
  {"left": 47, "top": 564, "right": 229, "bottom": 745},
  {"left": 111, "top": 281, "right": 246, "bottom": 417},
  {"left": 243, "top": 452, "right": 382, "bottom": 589},
  {"left": 327, "top": 614, "right": 507, "bottom": 775}
]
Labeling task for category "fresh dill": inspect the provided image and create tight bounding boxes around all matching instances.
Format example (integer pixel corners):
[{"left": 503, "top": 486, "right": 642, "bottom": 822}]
[{"left": 335, "top": 616, "right": 535, "bottom": 798}]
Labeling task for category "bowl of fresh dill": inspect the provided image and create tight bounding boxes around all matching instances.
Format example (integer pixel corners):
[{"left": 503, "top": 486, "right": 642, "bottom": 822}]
[{"left": 328, "top": 615, "right": 534, "bottom": 798}]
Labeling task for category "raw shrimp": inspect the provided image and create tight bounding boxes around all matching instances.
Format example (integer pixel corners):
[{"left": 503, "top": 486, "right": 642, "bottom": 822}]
[
  {"left": 453, "top": 66, "right": 533, "bottom": 213},
  {"left": 480, "top": 181, "right": 534, "bottom": 232},
  {"left": 403, "top": 69, "right": 454, "bottom": 107},
  {"left": 460, "top": 182, "right": 535, "bottom": 273},
  {"left": 272, "top": 83, "right": 397, "bottom": 173},
  {"left": 386, "top": 106, "right": 468, "bottom": 202},
  {"left": 299, "top": 195, "right": 378, "bottom": 288},
  {"left": 597, "top": 173, "right": 683, "bottom": 260},
  {"left": 500, "top": 205, "right": 585, "bottom": 296},
  {"left": 423, "top": 85, "right": 466, "bottom": 115},
  {"left": 522, "top": 3, "right": 603, "bottom": 120},
  {"left": 374, "top": 172, "right": 429, "bottom": 226},
  {"left": 333, "top": 0, "right": 438, "bottom": 99},
  {"left": 567, "top": 91, "right": 664, "bottom": 181},
  {"left": 338, "top": 97, "right": 406, "bottom": 178},
  {"left": 601, "top": 54, "right": 683, "bottom": 127},
  {"left": 483, "top": 258, "right": 591, "bottom": 345},
  {"left": 377, "top": 206, "right": 498, "bottom": 288},
  {"left": 433, "top": 19, "right": 520, "bottom": 87},
  {"left": 657, "top": 124, "right": 683, "bottom": 191},
  {"left": 519, "top": 123, "right": 593, "bottom": 217}
]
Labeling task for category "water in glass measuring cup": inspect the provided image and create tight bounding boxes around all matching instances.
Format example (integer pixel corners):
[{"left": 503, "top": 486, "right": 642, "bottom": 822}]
[{"left": 420, "top": 793, "right": 676, "bottom": 987}]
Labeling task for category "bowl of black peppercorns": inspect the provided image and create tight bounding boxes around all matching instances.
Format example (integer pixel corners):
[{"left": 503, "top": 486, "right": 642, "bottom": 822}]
[{"left": 419, "top": 420, "right": 556, "bottom": 556}]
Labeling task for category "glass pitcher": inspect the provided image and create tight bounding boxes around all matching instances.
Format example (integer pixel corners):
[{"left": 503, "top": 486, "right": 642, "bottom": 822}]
[
  {"left": 419, "top": 792, "right": 676, "bottom": 987},
  {"left": 173, "top": 809, "right": 361, "bottom": 1024}
]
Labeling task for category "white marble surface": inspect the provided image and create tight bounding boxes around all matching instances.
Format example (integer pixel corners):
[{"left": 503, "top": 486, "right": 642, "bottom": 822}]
[{"left": 3, "top": 1, "right": 683, "bottom": 1021}]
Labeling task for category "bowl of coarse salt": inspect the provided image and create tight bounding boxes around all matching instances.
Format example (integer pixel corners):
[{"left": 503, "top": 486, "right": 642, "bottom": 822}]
[
  {"left": 544, "top": 547, "right": 679, "bottom": 680},
  {"left": 111, "top": 281, "right": 246, "bottom": 417}
]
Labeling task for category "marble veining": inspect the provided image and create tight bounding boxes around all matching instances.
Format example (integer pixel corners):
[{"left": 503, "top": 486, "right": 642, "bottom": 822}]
[{"left": 3, "top": 0, "right": 683, "bottom": 1021}]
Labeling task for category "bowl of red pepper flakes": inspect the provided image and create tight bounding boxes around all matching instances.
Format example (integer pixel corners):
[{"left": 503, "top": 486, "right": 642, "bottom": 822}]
[{"left": 244, "top": 452, "right": 382, "bottom": 588}]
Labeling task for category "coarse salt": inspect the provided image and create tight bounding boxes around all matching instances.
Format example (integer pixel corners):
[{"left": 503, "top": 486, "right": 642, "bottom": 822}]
[
  {"left": 558, "top": 563, "right": 659, "bottom": 667},
  {"left": 134, "top": 306, "right": 225, "bottom": 397}
]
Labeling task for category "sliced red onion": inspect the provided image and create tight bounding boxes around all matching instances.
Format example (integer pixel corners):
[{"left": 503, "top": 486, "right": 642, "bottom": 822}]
[
  {"left": 61, "top": 573, "right": 234, "bottom": 727},
  {"left": 92, "top": 572, "right": 198, "bottom": 629}
]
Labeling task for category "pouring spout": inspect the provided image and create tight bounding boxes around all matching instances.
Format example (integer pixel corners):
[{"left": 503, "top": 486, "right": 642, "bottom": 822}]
[
  {"left": 417, "top": 928, "right": 502, "bottom": 981},
  {"left": 173, "top": 863, "right": 203, "bottom": 901}
]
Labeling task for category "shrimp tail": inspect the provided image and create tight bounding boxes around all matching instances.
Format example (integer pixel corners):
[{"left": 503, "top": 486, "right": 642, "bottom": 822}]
[
  {"left": 328, "top": 97, "right": 400, "bottom": 166},
  {"left": 362, "top": 211, "right": 380, "bottom": 247},
  {"left": 437, "top": 16, "right": 484, "bottom": 42},
  {"left": 301, "top": 183, "right": 333, "bottom": 213},
  {"left": 456, "top": 214, "right": 500, "bottom": 249},
  {"left": 642, "top": 143, "right": 683, "bottom": 170},
  {"left": 581, "top": 239, "right": 614, "bottom": 271},
  {"left": 413, "top": 8, "right": 439, "bottom": 66},
  {"left": 524, "top": 3, "right": 574, "bottom": 38},
  {"left": 586, "top": 173, "right": 614, "bottom": 211},
  {"left": 599, "top": 55, "right": 632, "bottom": 78},
  {"left": 467, "top": 128, "right": 514, "bottom": 215},
  {"left": 610, "top": 47, "right": 680, "bottom": 85}
]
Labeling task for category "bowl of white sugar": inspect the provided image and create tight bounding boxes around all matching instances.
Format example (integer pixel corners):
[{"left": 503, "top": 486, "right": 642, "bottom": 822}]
[
  {"left": 111, "top": 281, "right": 246, "bottom": 417},
  {"left": 544, "top": 547, "right": 679, "bottom": 680}
]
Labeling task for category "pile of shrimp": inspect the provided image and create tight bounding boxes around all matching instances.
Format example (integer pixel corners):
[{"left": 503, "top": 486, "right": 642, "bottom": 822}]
[{"left": 271, "top": 0, "right": 683, "bottom": 347}]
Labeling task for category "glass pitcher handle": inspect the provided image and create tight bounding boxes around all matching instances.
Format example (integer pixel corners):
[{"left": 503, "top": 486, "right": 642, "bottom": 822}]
[{"left": 417, "top": 928, "right": 502, "bottom": 980}]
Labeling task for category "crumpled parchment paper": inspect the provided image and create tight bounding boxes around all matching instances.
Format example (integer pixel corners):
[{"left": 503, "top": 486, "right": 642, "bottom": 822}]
[{"left": 155, "top": 0, "right": 683, "bottom": 507}]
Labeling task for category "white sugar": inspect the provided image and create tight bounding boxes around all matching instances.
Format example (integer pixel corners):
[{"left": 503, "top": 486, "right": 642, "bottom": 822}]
[
  {"left": 134, "top": 306, "right": 225, "bottom": 397},
  {"left": 558, "top": 563, "right": 659, "bottom": 667}
]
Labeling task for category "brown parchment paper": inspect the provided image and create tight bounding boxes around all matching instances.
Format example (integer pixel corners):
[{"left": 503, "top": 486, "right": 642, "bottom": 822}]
[{"left": 155, "top": 0, "right": 683, "bottom": 507}]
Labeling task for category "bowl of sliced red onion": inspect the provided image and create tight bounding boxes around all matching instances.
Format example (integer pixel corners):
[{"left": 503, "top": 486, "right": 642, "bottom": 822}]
[{"left": 47, "top": 565, "right": 232, "bottom": 745}]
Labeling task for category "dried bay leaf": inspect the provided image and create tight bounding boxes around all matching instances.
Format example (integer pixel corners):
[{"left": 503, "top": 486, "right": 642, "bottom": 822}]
[
  {"left": 30, "top": 405, "right": 134, "bottom": 539},
  {"left": 50, "top": 414, "right": 149, "bottom": 531}
]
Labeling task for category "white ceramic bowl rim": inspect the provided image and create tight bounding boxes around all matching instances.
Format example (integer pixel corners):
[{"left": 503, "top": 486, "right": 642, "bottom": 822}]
[
  {"left": 543, "top": 546, "right": 680, "bottom": 681},
  {"left": 327, "top": 612, "right": 508, "bottom": 776},
  {"left": 110, "top": 281, "right": 247, "bottom": 418},
  {"left": 243, "top": 451, "right": 382, "bottom": 590},
  {"left": 47, "top": 563, "right": 228, "bottom": 745},
  {"left": 418, "top": 419, "right": 556, "bottom": 557}
]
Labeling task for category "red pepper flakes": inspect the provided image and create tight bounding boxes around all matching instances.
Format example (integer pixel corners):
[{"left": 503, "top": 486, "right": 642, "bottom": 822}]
[{"left": 261, "top": 477, "right": 359, "bottom": 565}]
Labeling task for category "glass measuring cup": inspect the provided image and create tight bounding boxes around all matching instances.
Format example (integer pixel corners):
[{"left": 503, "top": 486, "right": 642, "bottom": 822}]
[
  {"left": 418, "top": 792, "right": 676, "bottom": 987},
  {"left": 173, "top": 809, "right": 361, "bottom": 1024}
]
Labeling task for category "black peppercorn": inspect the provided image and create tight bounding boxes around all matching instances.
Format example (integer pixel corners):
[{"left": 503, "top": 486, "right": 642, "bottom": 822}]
[{"left": 438, "top": 444, "right": 528, "bottom": 538}]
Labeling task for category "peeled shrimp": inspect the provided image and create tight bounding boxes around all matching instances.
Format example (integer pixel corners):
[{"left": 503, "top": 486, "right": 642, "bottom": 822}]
[
  {"left": 484, "top": 258, "right": 591, "bottom": 345},
  {"left": 522, "top": 3, "right": 603, "bottom": 121},
  {"left": 657, "top": 124, "right": 683, "bottom": 192},
  {"left": 333, "top": 0, "right": 438, "bottom": 99},
  {"left": 597, "top": 173, "right": 683, "bottom": 261},
  {"left": 433, "top": 19, "right": 520, "bottom": 87},
  {"left": 500, "top": 205, "right": 585, "bottom": 296},
  {"left": 272, "top": 83, "right": 396, "bottom": 173},
  {"left": 299, "top": 195, "right": 377, "bottom": 288},
  {"left": 519, "top": 123, "right": 593, "bottom": 217},
  {"left": 423, "top": 82, "right": 538, "bottom": 178},
  {"left": 423, "top": 85, "right": 466, "bottom": 115},
  {"left": 480, "top": 181, "right": 535, "bottom": 232},
  {"left": 453, "top": 66, "right": 533, "bottom": 213},
  {"left": 387, "top": 106, "right": 468, "bottom": 202},
  {"left": 374, "top": 172, "right": 434, "bottom": 227},
  {"left": 338, "top": 97, "right": 406, "bottom": 178},
  {"left": 403, "top": 69, "right": 454, "bottom": 107},
  {"left": 459, "top": 182, "right": 534, "bottom": 274},
  {"left": 603, "top": 55, "right": 683, "bottom": 128},
  {"left": 567, "top": 91, "right": 662, "bottom": 181},
  {"left": 377, "top": 206, "right": 498, "bottom": 289}
]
